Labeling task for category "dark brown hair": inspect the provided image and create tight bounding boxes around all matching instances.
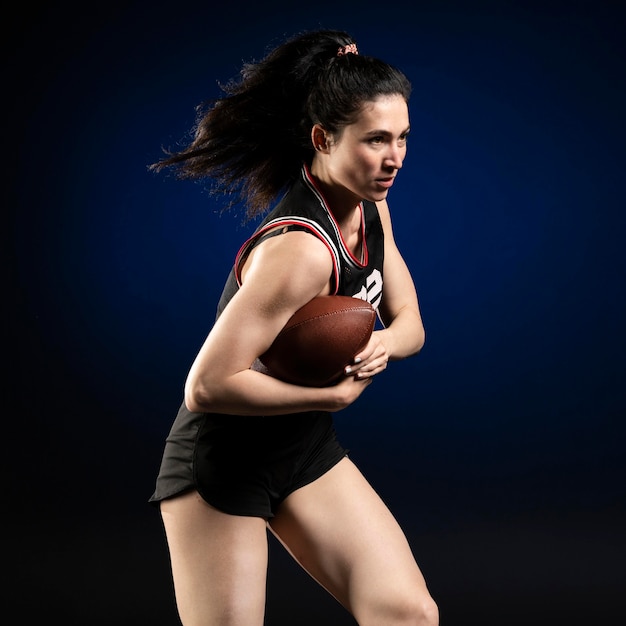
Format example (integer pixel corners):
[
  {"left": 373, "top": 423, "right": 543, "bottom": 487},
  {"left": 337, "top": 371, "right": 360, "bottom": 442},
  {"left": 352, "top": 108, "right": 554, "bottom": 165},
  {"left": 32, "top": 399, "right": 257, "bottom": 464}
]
[{"left": 150, "top": 30, "right": 411, "bottom": 219}]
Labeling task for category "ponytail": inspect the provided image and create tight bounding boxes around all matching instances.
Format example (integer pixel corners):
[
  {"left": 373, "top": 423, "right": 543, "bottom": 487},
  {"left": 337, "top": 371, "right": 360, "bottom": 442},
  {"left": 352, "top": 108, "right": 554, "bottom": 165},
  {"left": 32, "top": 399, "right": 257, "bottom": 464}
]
[{"left": 150, "top": 30, "right": 411, "bottom": 219}]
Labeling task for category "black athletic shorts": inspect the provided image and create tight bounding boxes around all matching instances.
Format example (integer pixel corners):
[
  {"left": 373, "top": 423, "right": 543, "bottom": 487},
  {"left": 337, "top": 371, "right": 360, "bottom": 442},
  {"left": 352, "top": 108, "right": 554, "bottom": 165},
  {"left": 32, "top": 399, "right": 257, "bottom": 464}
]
[{"left": 149, "top": 406, "right": 347, "bottom": 519}]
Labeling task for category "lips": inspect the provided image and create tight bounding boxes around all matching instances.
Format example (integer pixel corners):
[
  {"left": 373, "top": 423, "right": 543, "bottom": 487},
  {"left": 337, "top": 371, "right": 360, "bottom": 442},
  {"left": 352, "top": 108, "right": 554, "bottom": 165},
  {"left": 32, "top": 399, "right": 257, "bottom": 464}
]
[{"left": 375, "top": 177, "right": 395, "bottom": 189}]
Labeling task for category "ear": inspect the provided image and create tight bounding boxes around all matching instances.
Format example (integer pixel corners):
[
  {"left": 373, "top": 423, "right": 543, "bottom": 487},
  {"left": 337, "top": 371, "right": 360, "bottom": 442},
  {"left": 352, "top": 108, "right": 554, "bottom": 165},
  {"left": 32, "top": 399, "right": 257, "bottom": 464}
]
[{"left": 311, "top": 124, "right": 330, "bottom": 152}]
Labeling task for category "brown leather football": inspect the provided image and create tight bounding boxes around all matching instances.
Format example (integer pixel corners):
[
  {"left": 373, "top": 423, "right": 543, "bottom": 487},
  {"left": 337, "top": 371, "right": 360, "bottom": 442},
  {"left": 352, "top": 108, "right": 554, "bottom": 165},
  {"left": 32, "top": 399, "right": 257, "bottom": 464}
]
[{"left": 258, "top": 295, "right": 376, "bottom": 387}]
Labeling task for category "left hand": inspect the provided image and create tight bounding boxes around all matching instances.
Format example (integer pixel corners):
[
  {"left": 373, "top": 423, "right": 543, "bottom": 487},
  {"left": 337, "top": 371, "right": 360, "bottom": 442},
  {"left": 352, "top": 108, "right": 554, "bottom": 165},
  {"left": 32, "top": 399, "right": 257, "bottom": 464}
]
[{"left": 344, "top": 330, "right": 390, "bottom": 380}]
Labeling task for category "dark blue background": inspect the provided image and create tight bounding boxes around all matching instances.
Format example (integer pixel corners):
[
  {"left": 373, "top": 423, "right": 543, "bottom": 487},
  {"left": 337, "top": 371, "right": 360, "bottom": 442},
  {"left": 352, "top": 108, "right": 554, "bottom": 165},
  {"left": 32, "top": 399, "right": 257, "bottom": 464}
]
[{"left": 8, "top": 1, "right": 625, "bottom": 624}]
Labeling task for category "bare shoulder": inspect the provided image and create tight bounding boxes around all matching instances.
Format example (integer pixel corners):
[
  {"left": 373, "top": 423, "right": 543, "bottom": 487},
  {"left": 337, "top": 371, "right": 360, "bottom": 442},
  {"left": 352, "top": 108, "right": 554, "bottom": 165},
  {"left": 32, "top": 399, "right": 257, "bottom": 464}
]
[
  {"left": 375, "top": 199, "right": 395, "bottom": 235},
  {"left": 375, "top": 198, "right": 392, "bottom": 221},
  {"left": 239, "top": 229, "right": 334, "bottom": 315},
  {"left": 375, "top": 199, "right": 401, "bottom": 252}
]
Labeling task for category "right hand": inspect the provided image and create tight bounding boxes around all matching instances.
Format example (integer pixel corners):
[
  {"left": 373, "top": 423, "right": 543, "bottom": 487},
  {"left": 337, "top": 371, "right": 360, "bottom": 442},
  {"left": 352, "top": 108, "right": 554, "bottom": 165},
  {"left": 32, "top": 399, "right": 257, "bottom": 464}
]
[{"left": 329, "top": 373, "right": 373, "bottom": 411}]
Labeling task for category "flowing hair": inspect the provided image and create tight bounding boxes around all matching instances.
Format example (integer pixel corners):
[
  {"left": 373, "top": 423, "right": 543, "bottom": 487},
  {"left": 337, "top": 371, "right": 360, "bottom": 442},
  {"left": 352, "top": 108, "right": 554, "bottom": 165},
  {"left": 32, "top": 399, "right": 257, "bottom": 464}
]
[{"left": 150, "top": 30, "right": 411, "bottom": 219}]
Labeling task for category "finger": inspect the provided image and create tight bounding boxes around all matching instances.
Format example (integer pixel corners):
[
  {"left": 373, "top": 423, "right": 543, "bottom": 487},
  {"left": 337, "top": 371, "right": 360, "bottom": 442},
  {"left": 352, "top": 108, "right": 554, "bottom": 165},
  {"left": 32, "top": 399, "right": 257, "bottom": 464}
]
[{"left": 354, "top": 358, "right": 388, "bottom": 379}]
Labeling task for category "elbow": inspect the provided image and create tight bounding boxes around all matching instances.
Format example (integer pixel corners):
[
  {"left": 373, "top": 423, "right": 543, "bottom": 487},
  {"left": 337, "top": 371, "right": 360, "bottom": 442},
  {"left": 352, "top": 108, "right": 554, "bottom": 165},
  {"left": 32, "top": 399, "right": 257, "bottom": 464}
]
[
  {"left": 184, "top": 378, "right": 214, "bottom": 413},
  {"left": 408, "top": 317, "right": 426, "bottom": 356},
  {"left": 409, "top": 327, "right": 425, "bottom": 357},
  {"left": 417, "top": 324, "right": 426, "bottom": 352},
  {"left": 414, "top": 303, "right": 426, "bottom": 352}
]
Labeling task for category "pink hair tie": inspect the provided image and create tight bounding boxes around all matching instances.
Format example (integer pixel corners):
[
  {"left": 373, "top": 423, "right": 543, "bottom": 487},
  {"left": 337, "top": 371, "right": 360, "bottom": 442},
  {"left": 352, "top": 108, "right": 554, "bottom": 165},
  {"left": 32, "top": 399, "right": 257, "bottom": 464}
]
[{"left": 337, "top": 43, "right": 358, "bottom": 56}]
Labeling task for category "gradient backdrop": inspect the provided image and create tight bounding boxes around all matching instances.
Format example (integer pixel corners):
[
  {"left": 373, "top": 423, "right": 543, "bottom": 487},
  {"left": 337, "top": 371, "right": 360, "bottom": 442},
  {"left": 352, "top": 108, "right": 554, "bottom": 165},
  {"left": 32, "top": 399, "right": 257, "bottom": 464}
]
[{"left": 8, "top": 1, "right": 625, "bottom": 624}]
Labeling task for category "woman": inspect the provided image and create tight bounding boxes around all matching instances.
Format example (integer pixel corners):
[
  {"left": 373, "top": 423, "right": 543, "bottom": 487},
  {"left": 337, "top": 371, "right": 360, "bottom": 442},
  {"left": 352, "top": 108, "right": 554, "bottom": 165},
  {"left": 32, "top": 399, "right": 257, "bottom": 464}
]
[{"left": 150, "top": 30, "right": 437, "bottom": 626}]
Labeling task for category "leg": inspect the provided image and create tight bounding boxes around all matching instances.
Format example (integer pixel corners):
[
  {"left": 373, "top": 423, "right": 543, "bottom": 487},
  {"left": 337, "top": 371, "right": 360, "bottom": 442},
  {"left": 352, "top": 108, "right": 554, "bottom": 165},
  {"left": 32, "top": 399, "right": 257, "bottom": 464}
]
[
  {"left": 269, "top": 458, "right": 438, "bottom": 626},
  {"left": 160, "top": 490, "right": 269, "bottom": 626}
]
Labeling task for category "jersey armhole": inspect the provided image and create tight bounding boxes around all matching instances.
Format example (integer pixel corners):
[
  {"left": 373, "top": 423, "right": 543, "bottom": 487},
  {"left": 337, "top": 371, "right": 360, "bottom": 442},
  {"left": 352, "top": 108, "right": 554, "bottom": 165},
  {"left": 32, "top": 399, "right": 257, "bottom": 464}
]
[{"left": 234, "top": 222, "right": 340, "bottom": 293}]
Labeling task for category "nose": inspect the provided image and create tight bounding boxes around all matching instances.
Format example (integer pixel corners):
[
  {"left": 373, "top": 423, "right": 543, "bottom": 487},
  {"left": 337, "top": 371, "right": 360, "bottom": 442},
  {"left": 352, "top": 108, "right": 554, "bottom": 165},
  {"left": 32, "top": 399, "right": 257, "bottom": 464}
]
[{"left": 384, "top": 143, "right": 405, "bottom": 170}]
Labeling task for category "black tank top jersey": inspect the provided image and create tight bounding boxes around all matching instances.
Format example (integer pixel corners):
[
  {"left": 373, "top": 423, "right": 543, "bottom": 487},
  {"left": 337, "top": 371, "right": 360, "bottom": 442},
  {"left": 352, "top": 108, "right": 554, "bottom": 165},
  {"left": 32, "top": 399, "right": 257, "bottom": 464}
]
[
  {"left": 215, "top": 163, "right": 385, "bottom": 318},
  {"left": 149, "top": 164, "right": 385, "bottom": 509}
]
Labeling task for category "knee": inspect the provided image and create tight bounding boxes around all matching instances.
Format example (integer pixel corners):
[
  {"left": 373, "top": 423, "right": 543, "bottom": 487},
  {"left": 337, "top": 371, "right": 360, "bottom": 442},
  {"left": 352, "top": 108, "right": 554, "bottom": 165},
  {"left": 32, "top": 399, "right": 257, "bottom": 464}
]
[
  {"left": 360, "top": 592, "right": 439, "bottom": 626},
  {"left": 398, "top": 594, "right": 439, "bottom": 626},
  {"left": 414, "top": 595, "right": 439, "bottom": 626}
]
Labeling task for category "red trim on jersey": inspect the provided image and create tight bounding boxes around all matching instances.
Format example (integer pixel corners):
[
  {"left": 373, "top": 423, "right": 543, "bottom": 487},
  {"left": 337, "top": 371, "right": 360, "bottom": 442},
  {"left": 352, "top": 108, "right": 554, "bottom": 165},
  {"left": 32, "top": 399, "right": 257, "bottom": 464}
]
[
  {"left": 302, "top": 164, "right": 368, "bottom": 268},
  {"left": 233, "top": 220, "right": 340, "bottom": 294}
]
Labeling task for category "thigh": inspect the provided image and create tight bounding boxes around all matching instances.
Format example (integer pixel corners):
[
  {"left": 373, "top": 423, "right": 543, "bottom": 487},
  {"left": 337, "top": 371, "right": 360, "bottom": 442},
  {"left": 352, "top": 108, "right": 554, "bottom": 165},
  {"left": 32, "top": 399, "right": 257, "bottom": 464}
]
[
  {"left": 160, "top": 490, "right": 269, "bottom": 626},
  {"left": 269, "top": 457, "right": 433, "bottom": 622}
]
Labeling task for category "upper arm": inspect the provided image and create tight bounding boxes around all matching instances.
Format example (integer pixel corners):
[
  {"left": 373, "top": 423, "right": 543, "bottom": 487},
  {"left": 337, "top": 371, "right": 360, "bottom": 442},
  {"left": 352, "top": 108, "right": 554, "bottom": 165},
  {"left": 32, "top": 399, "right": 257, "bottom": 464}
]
[
  {"left": 375, "top": 199, "right": 423, "bottom": 329},
  {"left": 238, "top": 229, "right": 333, "bottom": 334},
  {"left": 189, "top": 231, "right": 333, "bottom": 380}
]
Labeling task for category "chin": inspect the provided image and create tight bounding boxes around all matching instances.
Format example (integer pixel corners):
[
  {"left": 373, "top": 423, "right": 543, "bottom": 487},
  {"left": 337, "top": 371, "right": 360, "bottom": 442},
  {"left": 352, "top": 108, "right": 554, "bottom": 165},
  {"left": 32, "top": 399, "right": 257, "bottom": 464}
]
[{"left": 366, "top": 190, "right": 389, "bottom": 203}]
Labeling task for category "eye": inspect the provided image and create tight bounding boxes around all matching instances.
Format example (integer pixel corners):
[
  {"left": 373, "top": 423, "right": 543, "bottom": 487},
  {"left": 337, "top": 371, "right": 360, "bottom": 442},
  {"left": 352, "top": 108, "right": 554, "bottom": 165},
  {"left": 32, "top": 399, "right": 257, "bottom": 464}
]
[{"left": 368, "top": 135, "right": 384, "bottom": 144}]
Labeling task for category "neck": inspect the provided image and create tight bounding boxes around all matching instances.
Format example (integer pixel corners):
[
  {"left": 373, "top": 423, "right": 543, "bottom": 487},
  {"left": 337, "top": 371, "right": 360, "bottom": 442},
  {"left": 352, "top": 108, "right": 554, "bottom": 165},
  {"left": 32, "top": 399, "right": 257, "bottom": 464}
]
[{"left": 309, "top": 160, "right": 361, "bottom": 222}]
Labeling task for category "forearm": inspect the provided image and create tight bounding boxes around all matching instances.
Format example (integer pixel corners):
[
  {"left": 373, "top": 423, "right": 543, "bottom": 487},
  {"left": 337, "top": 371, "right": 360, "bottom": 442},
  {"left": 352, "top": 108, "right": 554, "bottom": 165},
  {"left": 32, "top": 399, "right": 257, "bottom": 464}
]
[
  {"left": 184, "top": 367, "right": 354, "bottom": 415},
  {"left": 378, "top": 305, "right": 425, "bottom": 360}
]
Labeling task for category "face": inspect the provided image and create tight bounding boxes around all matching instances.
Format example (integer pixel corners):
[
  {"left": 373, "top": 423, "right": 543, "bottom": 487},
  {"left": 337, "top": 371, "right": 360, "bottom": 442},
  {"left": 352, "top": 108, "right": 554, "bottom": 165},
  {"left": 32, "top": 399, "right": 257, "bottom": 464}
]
[{"left": 312, "top": 94, "right": 410, "bottom": 208}]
